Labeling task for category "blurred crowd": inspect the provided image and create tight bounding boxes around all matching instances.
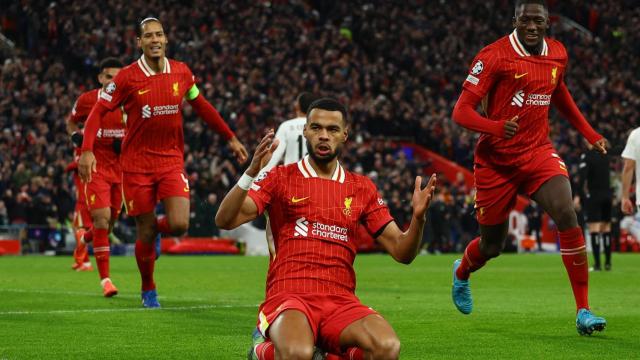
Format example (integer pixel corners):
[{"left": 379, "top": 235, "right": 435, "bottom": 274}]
[{"left": 1, "top": 0, "right": 637, "bottom": 252}]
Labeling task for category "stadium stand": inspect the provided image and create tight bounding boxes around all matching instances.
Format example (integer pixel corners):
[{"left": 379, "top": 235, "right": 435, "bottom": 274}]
[{"left": 1, "top": 0, "right": 638, "bottom": 253}]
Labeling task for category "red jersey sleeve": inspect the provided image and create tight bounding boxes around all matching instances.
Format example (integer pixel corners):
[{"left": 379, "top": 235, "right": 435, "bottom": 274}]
[
  {"left": 247, "top": 168, "right": 281, "bottom": 215},
  {"left": 183, "top": 63, "right": 196, "bottom": 90},
  {"left": 462, "top": 46, "right": 501, "bottom": 99},
  {"left": 69, "top": 92, "right": 93, "bottom": 124},
  {"left": 97, "top": 69, "right": 131, "bottom": 111},
  {"left": 361, "top": 177, "right": 394, "bottom": 236}
]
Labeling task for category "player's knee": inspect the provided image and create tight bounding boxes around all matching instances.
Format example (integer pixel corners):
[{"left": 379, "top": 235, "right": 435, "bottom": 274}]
[
  {"left": 169, "top": 219, "right": 189, "bottom": 236},
  {"left": 553, "top": 205, "right": 578, "bottom": 230},
  {"left": 92, "top": 217, "right": 110, "bottom": 230},
  {"left": 372, "top": 336, "right": 400, "bottom": 360},
  {"left": 479, "top": 241, "right": 502, "bottom": 258},
  {"left": 275, "top": 343, "right": 314, "bottom": 360}
]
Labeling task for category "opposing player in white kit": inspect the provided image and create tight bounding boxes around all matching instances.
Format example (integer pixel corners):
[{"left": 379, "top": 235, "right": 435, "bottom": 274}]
[
  {"left": 258, "top": 92, "right": 318, "bottom": 254},
  {"left": 259, "top": 92, "right": 318, "bottom": 174},
  {"left": 621, "top": 128, "right": 640, "bottom": 215}
]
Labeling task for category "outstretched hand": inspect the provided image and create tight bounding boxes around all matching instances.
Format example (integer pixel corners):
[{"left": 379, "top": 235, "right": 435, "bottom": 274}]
[
  {"left": 246, "top": 130, "right": 279, "bottom": 177},
  {"left": 228, "top": 136, "right": 249, "bottom": 164},
  {"left": 592, "top": 138, "right": 607, "bottom": 154},
  {"left": 412, "top": 174, "right": 437, "bottom": 221}
]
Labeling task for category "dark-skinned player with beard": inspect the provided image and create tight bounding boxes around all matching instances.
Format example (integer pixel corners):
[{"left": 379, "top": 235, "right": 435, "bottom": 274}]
[
  {"left": 216, "top": 98, "right": 437, "bottom": 360},
  {"left": 450, "top": 0, "right": 607, "bottom": 335},
  {"left": 79, "top": 17, "right": 248, "bottom": 308}
]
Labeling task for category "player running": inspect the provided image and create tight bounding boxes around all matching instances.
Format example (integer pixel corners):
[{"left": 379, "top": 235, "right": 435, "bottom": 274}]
[
  {"left": 216, "top": 98, "right": 437, "bottom": 360},
  {"left": 67, "top": 57, "right": 124, "bottom": 296},
  {"left": 450, "top": 0, "right": 607, "bottom": 335},
  {"left": 79, "top": 17, "right": 248, "bottom": 308}
]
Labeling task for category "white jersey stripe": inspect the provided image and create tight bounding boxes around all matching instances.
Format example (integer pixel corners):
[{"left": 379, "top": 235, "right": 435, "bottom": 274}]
[
  {"left": 137, "top": 58, "right": 151, "bottom": 77},
  {"left": 137, "top": 56, "right": 170, "bottom": 77},
  {"left": 296, "top": 155, "right": 345, "bottom": 183},
  {"left": 297, "top": 161, "right": 311, "bottom": 178},
  {"left": 302, "top": 156, "right": 318, "bottom": 178}
]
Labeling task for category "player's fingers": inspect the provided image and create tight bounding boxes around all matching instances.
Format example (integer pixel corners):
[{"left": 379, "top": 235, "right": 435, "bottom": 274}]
[
  {"left": 92, "top": 160, "right": 97, "bottom": 173},
  {"left": 414, "top": 176, "right": 422, "bottom": 192},
  {"left": 269, "top": 139, "right": 280, "bottom": 153},
  {"left": 509, "top": 115, "right": 519, "bottom": 123},
  {"left": 427, "top": 174, "right": 437, "bottom": 190}
]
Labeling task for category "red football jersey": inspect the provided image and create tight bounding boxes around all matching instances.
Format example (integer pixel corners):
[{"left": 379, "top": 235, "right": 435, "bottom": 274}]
[
  {"left": 248, "top": 156, "right": 394, "bottom": 298},
  {"left": 97, "top": 56, "right": 195, "bottom": 173},
  {"left": 70, "top": 89, "right": 124, "bottom": 181},
  {"left": 462, "top": 30, "right": 568, "bottom": 167}
]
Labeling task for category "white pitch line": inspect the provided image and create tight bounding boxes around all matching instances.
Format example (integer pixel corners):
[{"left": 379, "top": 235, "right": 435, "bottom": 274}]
[
  {"left": 0, "top": 304, "right": 258, "bottom": 316},
  {"left": 0, "top": 288, "right": 209, "bottom": 302}
]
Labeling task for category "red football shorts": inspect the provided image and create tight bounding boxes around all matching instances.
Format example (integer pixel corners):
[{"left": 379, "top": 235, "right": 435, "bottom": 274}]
[
  {"left": 72, "top": 173, "right": 92, "bottom": 229},
  {"left": 474, "top": 149, "right": 569, "bottom": 225},
  {"left": 122, "top": 168, "right": 190, "bottom": 216},
  {"left": 256, "top": 292, "right": 378, "bottom": 354},
  {"left": 83, "top": 171, "right": 122, "bottom": 214}
]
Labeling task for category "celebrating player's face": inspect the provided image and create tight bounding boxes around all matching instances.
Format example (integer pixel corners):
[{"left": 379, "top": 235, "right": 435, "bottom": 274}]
[
  {"left": 513, "top": 4, "right": 549, "bottom": 52},
  {"left": 304, "top": 109, "right": 347, "bottom": 164},
  {"left": 98, "top": 67, "right": 121, "bottom": 88},
  {"left": 138, "top": 21, "right": 167, "bottom": 59}
]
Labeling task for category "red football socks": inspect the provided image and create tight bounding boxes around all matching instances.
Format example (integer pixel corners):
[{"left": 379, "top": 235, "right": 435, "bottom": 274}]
[
  {"left": 339, "top": 348, "right": 364, "bottom": 360},
  {"left": 254, "top": 342, "right": 362, "bottom": 359},
  {"left": 156, "top": 216, "right": 171, "bottom": 235},
  {"left": 83, "top": 227, "right": 94, "bottom": 243},
  {"left": 456, "top": 237, "right": 489, "bottom": 280},
  {"left": 254, "top": 341, "right": 275, "bottom": 360},
  {"left": 93, "top": 228, "right": 110, "bottom": 279},
  {"left": 559, "top": 227, "right": 589, "bottom": 310},
  {"left": 135, "top": 240, "right": 156, "bottom": 291}
]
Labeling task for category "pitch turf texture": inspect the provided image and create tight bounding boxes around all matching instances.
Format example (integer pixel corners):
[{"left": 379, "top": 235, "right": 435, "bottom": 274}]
[{"left": 0, "top": 254, "right": 638, "bottom": 359}]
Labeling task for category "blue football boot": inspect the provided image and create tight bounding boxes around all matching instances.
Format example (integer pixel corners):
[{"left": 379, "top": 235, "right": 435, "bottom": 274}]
[
  {"left": 141, "top": 289, "right": 161, "bottom": 308},
  {"left": 452, "top": 259, "right": 473, "bottom": 314},
  {"left": 576, "top": 308, "right": 606, "bottom": 335}
]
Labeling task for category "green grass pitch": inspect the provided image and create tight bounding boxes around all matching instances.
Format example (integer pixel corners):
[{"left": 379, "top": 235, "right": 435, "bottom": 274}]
[{"left": 0, "top": 254, "right": 638, "bottom": 359}]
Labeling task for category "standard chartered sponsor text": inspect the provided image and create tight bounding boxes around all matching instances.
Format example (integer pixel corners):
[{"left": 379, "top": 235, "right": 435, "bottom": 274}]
[
  {"left": 312, "top": 222, "right": 348, "bottom": 242},
  {"left": 526, "top": 93, "right": 551, "bottom": 106},
  {"left": 153, "top": 104, "right": 179, "bottom": 115}
]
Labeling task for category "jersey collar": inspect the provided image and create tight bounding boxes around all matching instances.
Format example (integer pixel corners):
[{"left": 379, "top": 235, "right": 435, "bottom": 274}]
[
  {"left": 297, "top": 155, "right": 345, "bottom": 183},
  {"left": 509, "top": 30, "right": 548, "bottom": 57},
  {"left": 137, "top": 55, "right": 171, "bottom": 77}
]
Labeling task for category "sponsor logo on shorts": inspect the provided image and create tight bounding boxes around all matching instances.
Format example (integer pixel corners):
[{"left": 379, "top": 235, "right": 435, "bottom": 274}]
[{"left": 138, "top": 89, "right": 151, "bottom": 95}]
